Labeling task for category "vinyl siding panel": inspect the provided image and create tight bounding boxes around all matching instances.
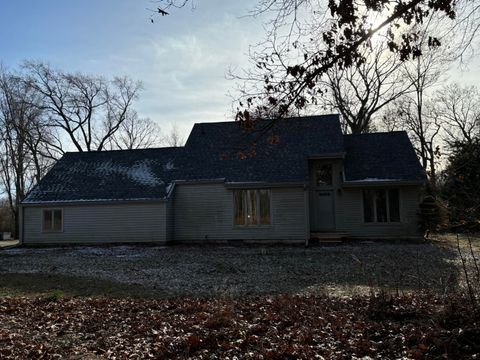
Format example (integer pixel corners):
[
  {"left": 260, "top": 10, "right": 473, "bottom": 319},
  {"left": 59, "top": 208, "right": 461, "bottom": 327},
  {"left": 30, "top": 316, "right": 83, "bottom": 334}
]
[
  {"left": 166, "top": 197, "right": 174, "bottom": 243},
  {"left": 173, "top": 184, "right": 307, "bottom": 241},
  {"left": 23, "top": 202, "right": 167, "bottom": 245},
  {"left": 335, "top": 186, "right": 422, "bottom": 238}
]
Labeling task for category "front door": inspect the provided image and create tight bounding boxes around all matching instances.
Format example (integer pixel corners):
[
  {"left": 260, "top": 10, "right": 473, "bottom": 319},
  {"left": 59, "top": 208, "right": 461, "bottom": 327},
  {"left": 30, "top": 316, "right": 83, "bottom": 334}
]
[{"left": 311, "top": 189, "right": 335, "bottom": 231}]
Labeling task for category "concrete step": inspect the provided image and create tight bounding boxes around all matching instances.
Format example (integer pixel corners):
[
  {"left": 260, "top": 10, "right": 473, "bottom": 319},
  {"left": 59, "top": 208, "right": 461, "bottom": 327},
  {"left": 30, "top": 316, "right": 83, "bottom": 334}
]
[{"left": 310, "top": 232, "right": 348, "bottom": 243}]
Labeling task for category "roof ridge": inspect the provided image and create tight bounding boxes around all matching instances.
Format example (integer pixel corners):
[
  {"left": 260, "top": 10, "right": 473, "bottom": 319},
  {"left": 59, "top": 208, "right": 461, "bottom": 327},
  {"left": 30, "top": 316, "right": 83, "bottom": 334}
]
[
  {"left": 344, "top": 130, "right": 407, "bottom": 137},
  {"left": 64, "top": 146, "right": 183, "bottom": 155},
  {"left": 192, "top": 114, "right": 340, "bottom": 126}
]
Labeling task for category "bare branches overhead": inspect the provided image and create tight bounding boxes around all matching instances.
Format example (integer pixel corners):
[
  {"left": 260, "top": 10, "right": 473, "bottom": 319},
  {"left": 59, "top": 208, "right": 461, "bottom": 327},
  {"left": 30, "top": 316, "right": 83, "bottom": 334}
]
[
  {"left": 149, "top": 0, "right": 195, "bottom": 22},
  {"left": 224, "top": 0, "right": 480, "bottom": 123}
]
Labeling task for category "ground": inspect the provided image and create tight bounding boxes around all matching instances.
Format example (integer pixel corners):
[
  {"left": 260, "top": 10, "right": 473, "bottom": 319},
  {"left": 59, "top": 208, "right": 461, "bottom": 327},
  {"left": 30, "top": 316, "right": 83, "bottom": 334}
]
[
  {"left": 2, "top": 293, "right": 479, "bottom": 359},
  {"left": 0, "top": 236, "right": 475, "bottom": 297},
  {"left": 0, "top": 235, "right": 479, "bottom": 359}
]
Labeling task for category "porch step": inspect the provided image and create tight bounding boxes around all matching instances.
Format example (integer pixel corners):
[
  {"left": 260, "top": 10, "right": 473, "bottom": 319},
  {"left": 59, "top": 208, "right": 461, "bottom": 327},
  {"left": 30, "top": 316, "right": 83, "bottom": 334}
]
[{"left": 310, "top": 232, "right": 348, "bottom": 243}]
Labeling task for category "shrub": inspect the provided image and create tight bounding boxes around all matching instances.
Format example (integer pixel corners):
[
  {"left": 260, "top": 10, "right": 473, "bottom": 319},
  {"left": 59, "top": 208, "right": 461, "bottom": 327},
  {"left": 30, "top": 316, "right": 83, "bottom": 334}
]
[{"left": 45, "top": 290, "right": 64, "bottom": 302}]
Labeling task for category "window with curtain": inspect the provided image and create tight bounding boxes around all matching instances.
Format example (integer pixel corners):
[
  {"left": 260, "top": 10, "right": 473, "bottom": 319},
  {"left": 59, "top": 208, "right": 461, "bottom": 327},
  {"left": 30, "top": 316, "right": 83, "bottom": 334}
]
[
  {"left": 363, "top": 189, "right": 400, "bottom": 223},
  {"left": 233, "top": 189, "right": 271, "bottom": 226},
  {"left": 42, "top": 209, "right": 63, "bottom": 231}
]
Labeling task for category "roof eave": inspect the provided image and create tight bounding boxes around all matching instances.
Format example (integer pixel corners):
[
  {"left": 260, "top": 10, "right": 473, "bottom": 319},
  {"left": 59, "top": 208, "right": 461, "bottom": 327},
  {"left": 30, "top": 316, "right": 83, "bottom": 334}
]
[
  {"left": 225, "top": 181, "right": 307, "bottom": 189},
  {"left": 172, "top": 178, "right": 226, "bottom": 185},
  {"left": 21, "top": 197, "right": 168, "bottom": 206},
  {"left": 308, "top": 152, "right": 346, "bottom": 159},
  {"left": 342, "top": 179, "right": 426, "bottom": 188}
]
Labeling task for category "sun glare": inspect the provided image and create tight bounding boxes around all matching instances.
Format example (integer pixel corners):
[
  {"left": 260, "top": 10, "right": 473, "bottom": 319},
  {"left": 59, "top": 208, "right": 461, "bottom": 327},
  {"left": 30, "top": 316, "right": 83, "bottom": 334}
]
[{"left": 365, "top": 10, "right": 392, "bottom": 46}]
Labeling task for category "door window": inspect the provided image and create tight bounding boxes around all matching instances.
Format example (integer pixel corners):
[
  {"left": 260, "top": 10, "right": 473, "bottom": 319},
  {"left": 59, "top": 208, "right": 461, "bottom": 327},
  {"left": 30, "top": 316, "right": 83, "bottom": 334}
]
[{"left": 315, "top": 164, "right": 333, "bottom": 186}]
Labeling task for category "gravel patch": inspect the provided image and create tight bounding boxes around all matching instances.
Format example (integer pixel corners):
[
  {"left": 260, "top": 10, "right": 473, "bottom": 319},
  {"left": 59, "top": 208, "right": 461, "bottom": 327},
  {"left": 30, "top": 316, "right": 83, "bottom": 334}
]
[{"left": 0, "top": 238, "right": 476, "bottom": 297}]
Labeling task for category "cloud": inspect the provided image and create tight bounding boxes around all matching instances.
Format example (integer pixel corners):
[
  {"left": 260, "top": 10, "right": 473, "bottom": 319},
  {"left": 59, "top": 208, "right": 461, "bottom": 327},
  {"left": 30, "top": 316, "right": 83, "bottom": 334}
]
[
  {"left": 93, "top": 11, "right": 263, "bottom": 139},
  {"left": 0, "top": 1, "right": 266, "bottom": 140}
]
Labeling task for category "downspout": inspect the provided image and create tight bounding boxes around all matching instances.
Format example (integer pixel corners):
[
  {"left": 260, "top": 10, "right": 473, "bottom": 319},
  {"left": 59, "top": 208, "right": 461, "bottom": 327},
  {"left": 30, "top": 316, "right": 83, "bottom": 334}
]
[
  {"left": 304, "top": 184, "right": 310, "bottom": 247},
  {"left": 166, "top": 182, "right": 177, "bottom": 244},
  {"left": 19, "top": 204, "right": 24, "bottom": 245}
]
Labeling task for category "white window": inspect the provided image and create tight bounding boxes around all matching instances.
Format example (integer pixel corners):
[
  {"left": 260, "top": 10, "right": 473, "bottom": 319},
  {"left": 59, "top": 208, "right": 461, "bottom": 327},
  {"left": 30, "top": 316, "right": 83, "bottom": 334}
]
[
  {"left": 363, "top": 189, "right": 400, "bottom": 223},
  {"left": 42, "top": 209, "right": 63, "bottom": 232},
  {"left": 234, "top": 189, "right": 271, "bottom": 226}
]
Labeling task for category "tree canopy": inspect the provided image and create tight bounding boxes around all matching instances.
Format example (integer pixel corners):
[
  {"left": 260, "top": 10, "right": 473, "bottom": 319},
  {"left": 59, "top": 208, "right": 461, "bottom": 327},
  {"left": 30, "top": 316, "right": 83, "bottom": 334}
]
[{"left": 152, "top": 0, "right": 480, "bottom": 121}]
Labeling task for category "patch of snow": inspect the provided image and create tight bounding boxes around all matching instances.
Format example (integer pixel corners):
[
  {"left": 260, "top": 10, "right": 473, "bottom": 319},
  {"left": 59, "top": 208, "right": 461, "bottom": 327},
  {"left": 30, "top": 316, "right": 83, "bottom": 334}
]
[
  {"left": 3, "top": 247, "right": 60, "bottom": 254},
  {"left": 70, "top": 246, "right": 167, "bottom": 258},
  {"left": 95, "top": 160, "right": 163, "bottom": 187},
  {"left": 72, "top": 247, "right": 119, "bottom": 256},
  {"left": 0, "top": 240, "right": 466, "bottom": 296},
  {"left": 165, "top": 183, "right": 174, "bottom": 196},
  {"left": 164, "top": 161, "right": 175, "bottom": 171}
]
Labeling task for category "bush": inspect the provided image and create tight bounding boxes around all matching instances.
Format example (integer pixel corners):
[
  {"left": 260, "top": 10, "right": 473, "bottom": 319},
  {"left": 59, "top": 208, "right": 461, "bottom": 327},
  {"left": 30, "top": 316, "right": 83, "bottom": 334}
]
[
  {"left": 441, "top": 138, "right": 480, "bottom": 230},
  {"left": 45, "top": 290, "right": 64, "bottom": 302},
  {"left": 419, "top": 194, "right": 449, "bottom": 234}
]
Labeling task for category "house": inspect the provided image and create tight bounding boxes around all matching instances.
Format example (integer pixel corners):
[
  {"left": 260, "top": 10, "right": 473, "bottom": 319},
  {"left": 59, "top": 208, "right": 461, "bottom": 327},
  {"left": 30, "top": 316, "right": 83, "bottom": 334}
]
[{"left": 20, "top": 115, "right": 426, "bottom": 245}]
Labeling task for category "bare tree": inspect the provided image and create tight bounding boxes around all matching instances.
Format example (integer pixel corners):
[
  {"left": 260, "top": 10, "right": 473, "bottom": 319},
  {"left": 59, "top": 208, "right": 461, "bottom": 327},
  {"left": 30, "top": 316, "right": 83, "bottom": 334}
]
[
  {"left": 107, "top": 112, "right": 162, "bottom": 150},
  {"left": 0, "top": 62, "right": 163, "bottom": 236},
  {"left": 381, "top": 12, "right": 463, "bottom": 188},
  {"left": 153, "top": 1, "right": 480, "bottom": 125},
  {"left": 0, "top": 68, "right": 55, "bottom": 236},
  {"left": 227, "top": 0, "right": 480, "bottom": 125},
  {"left": 162, "top": 124, "right": 184, "bottom": 147},
  {"left": 24, "top": 62, "right": 142, "bottom": 152},
  {"left": 436, "top": 83, "right": 480, "bottom": 146},
  {"left": 321, "top": 43, "right": 413, "bottom": 134},
  {"left": 0, "top": 198, "right": 13, "bottom": 233},
  {"left": 386, "top": 98, "right": 442, "bottom": 186}
]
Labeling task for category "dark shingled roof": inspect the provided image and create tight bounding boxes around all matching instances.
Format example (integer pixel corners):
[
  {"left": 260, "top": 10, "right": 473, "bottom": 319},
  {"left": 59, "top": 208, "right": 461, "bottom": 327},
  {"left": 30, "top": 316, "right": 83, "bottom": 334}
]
[
  {"left": 343, "top": 131, "right": 426, "bottom": 182},
  {"left": 178, "top": 114, "right": 344, "bottom": 183},
  {"left": 24, "top": 147, "right": 181, "bottom": 203},
  {"left": 23, "top": 115, "right": 426, "bottom": 204}
]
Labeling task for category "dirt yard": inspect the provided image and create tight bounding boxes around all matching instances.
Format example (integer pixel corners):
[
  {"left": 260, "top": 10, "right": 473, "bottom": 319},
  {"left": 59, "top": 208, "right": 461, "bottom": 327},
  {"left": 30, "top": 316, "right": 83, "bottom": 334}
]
[
  {"left": 1, "top": 235, "right": 479, "bottom": 359},
  {"left": 1, "top": 234, "right": 477, "bottom": 298}
]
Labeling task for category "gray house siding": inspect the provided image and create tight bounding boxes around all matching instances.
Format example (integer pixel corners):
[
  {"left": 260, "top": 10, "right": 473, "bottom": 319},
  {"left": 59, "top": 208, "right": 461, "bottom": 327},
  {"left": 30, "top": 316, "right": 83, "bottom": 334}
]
[
  {"left": 20, "top": 117, "right": 427, "bottom": 245},
  {"left": 22, "top": 202, "right": 167, "bottom": 245},
  {"left": 173, "top": 183, "right": 308, "bottom": 242},
  {"left": 166, "top": 197, "right": 174, "bottom": 243},
  {"left": 335, "top": 185, "right": 422, "bottom": 238}
]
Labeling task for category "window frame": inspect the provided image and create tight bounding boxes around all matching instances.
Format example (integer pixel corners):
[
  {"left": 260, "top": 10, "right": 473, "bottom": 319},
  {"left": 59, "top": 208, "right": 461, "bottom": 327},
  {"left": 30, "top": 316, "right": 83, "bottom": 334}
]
[
  {"left": 362, "top": 188, "right": 401, "bottom": 224},
  {"left": 233, "top": 189, "right": 272, "bottom": 227},
  {"left": 41, "top": 208, "right": 64, "bottom": 233}
]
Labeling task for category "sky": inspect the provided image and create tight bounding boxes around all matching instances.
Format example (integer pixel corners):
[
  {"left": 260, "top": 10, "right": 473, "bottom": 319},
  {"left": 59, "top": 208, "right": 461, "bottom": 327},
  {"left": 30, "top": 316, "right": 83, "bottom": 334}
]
[
  {"left": 1, "top": 1, "right": 479, "bottom": 141},
  {"left": 0, "top": 0, "right": 264, "bottom": 139}
]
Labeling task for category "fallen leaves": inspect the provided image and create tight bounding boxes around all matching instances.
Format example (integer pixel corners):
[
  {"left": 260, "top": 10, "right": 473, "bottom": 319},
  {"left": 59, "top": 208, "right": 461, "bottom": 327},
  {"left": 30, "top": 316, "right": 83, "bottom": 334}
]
[{"left": 0, "top": 293, "right": 479, "bottom": 359}]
